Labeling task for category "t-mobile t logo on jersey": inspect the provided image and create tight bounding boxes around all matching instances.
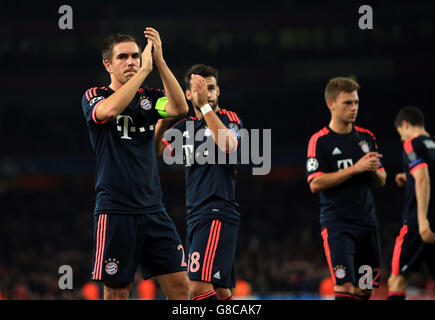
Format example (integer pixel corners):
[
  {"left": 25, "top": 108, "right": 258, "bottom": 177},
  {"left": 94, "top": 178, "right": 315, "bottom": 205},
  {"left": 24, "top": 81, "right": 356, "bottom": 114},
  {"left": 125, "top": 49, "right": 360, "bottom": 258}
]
[
  {"left": 182, "top": 145, "right": 194, "bottom": 167},
  {"left": 337, "top": 159, "right": 354, "bottom": 170},
  {"left": 116, "top": 115, "right": 155, "bottom": 140}
]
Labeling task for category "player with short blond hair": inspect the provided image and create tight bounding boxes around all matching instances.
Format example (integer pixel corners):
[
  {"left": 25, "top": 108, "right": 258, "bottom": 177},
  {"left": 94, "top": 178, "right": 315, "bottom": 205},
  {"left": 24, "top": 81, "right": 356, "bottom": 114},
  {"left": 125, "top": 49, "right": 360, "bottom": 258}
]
[{"left": 306, "top": 77, "right": 386, "bottom": 300}]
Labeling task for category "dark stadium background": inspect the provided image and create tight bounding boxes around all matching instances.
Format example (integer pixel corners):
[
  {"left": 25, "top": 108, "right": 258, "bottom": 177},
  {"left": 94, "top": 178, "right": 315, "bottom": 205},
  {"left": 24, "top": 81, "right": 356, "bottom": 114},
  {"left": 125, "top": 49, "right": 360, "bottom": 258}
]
[{"left": 0, "top": 1, "right": 434, "bottom": 299}]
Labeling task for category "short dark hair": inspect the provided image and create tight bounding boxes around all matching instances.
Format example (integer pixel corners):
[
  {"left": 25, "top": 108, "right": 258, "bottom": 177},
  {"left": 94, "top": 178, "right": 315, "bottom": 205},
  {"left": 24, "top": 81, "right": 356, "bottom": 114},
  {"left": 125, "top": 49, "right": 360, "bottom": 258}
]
[
  {"left": 184, "top": 64, "right": 218, "bottom": 90},
  {"left": 324, "top": 77, "right": 360, "bottom": 102},
  {"left": 101, "top": 33, "right": 139, "bottom": 63},
  {"left": 394, "top": 106, "right": 425, "bottom": 128}
]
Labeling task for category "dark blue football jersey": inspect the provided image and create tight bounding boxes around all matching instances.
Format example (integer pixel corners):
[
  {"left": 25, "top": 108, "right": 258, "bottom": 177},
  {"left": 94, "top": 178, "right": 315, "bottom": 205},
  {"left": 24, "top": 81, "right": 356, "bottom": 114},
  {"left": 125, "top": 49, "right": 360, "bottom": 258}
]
[
  {"left": 82, "top": 84, "right": 169, "bottom": 215},
  {"left": 401, "top": 135, "right": 435, "bottom": 227},
  {"left": 306, "top": 125, "right": 385, "bottom": 229},
  {"left": 162, "top": 108, "right": 243, "bottom": 223}
]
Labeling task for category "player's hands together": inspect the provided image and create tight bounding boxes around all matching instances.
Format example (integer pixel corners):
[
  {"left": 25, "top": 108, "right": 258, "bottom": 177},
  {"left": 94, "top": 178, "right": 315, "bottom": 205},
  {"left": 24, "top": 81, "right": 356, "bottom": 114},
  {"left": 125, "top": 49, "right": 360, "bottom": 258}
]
[
  {"left": 190, "top": 74, "right": 208, "bottom": 108},
  {"left": 354, "top": 152, "right": 383, "bottom": 174},
  {"left": 395, "top": 172, "right": 407, "bottom": 187},
  {"left": 419, "top": 218, "right": 435, "bottom": 243},
  {"left": 140, "top": 40, "right": 153, "bottom": 73},
  {"left": 144, "top": 27, "right": 164, "bottom": 64}
]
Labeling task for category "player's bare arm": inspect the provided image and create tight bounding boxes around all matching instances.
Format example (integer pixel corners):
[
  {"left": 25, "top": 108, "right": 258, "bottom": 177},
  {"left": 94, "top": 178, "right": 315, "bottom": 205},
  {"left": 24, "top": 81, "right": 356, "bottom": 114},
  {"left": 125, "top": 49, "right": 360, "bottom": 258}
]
[
  {"left": 95, "top": 41, "right": 154, "bottom": 122},
  {"left": 155, "top": 118, "right": 173, "bottom": 157},
  {"left": 395, "top": 172, "right": 407, "bottom": 187},
  {"left": 190, "top": 74, "right": 237, "bottom": 153},
  {"left": 368, "top": 153, "right": 387, "bottom": 188},
  {"left": 145, "top": 27, "right": 188, "bottom": 118},
  {"left": 413, "top": 166, "right": 435, "bottom": 243},
  {"left": 310, "top": 152, "right": 382, "bottom": 193},
  {"left": 370, "top": 169, "right": 387, "bottom": 188},
  {"left": 310, "top": 166, "right": 358, "bottom": 193}
]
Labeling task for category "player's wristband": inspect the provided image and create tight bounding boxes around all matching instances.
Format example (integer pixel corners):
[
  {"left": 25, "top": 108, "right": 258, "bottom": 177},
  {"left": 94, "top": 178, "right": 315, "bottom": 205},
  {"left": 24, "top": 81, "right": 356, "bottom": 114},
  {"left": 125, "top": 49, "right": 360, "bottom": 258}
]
[{"left": 200, "top": 104, "right": 212, "bottom": 115}]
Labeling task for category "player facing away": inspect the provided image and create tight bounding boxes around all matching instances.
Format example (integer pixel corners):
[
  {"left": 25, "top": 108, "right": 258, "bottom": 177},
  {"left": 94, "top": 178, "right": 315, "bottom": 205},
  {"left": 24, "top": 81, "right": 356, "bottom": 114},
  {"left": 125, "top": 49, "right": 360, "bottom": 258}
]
[
  {"left": 306, "top": 77, "right": 387, "bottom": 300},
  {"left": 155, "top": 64, "right": 242, "bottom": 300},
  {"left": 81, "top": 29, "right": 190, "bottom": 300},
  {"left": 387, "top": 106, "right": 435, "bottom": 300}
]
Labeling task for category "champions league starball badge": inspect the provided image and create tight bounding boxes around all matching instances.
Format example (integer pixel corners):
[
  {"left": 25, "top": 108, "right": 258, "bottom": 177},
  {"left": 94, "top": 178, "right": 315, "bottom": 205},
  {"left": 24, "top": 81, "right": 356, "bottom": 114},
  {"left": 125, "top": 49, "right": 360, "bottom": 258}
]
[
  {"left": 407, "top": 151, "right": 417, "bottom": 161},
  {"left": 306, "top": 158, "right": 319, "bottom": 172}
]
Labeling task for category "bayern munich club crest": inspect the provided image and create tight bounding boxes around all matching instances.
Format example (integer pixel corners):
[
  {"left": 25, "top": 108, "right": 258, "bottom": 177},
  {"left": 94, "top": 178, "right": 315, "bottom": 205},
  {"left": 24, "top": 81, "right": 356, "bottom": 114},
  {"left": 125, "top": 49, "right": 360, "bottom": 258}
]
[
  {"left": 140, "top": 97, "right": 152, "bottom": 110},
  {"left": 334, "top": 265, "right": 346, "bottom": 279},
  {"left": 359, "top": 141, "right": 370, "bottom": 153},
  {"left": 105, "top": 258, "right": 119, "bottom": 275}
]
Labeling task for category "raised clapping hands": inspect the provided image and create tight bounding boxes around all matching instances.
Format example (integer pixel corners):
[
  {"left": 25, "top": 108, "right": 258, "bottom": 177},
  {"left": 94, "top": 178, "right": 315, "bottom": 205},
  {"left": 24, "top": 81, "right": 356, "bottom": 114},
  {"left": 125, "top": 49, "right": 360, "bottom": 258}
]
[
  {"left": 190, "top": 74, "right": 208, "bottom": 108},
  {"left": 140, "top": 40, "right": 153, "bottom": 73},
  {"left": 144, "top": 27, "right": 164, "bottom": 64}
]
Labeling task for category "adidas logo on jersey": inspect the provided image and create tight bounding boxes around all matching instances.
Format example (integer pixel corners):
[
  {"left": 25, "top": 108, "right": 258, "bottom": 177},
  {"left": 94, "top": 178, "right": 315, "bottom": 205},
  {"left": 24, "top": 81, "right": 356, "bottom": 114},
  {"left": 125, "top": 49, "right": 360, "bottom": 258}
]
[
  {"left": 332, "top": 147, "right": 342, "bottom": 155},
  {"left": 213, "top": 271, "right": 221, "bottom": 280}
]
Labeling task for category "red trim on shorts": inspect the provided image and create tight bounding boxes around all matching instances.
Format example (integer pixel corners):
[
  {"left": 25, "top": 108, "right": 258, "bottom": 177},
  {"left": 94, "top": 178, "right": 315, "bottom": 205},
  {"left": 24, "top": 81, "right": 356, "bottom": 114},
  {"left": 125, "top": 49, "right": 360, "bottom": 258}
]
[
  {"left": 353, "top": 294, "right": 371, "bottom": 300},
  {"left": 206, "top": 221, "right": 222, "bottom": 282},
  {"left": 334, "top": 292, "right": 353, "bottom": 299},
  {"left": 391, "top": 225, "right": 408, "bottom": 275},
  {"left": 201, "top": 220, "right": 217, "bottom": 281},
  {"left": 92, "top": 214, "right": 107, "bottom": 280},
  {"left": 321, "top": 228, "right": 336, "bottom": 284},
  {"left": 201, "top": 220, "right": 222, "bottom": 282},
  {"left": 388, "top": 291, "right": 406, "bottom": 296},
  {"left": 193, "top": 290, "right": 216, "bottom": 300}
]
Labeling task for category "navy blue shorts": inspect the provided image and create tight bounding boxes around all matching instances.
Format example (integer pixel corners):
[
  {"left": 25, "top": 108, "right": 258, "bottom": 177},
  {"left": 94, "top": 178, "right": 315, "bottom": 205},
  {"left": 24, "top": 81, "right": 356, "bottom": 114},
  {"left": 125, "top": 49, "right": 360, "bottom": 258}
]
[
  {"left": 91, "top": 212, "right": 187, "bottom": 283},
  {"left": 321, "top": 225, "right": 381, "bottom": 287},
  {"left": 186, "top": 218, "right": 239, "bottom": 289},
  {"left": 391, "top": 224, "right": 435, "bottom": 277}
]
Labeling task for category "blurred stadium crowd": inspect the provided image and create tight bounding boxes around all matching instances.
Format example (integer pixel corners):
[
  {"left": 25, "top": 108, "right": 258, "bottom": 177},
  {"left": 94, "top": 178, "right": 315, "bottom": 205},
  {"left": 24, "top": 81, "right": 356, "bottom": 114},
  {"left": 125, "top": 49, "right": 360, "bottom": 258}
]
[{"left": 1, "top": 1, "right": 435, "bottom": 299}]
